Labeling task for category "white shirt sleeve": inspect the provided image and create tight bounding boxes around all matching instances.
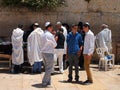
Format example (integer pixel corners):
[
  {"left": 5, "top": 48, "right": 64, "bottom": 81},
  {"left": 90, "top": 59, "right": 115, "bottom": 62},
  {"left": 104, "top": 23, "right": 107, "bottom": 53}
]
[
  {"left": 83, "top": 30, "right": 95, "bottom": 55},
  {"left": 88, "top": 34, "right": 95, "bottom": 55}
]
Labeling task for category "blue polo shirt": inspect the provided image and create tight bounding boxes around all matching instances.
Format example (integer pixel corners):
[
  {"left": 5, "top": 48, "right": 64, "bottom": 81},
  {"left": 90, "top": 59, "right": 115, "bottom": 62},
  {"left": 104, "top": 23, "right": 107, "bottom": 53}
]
[{"left": 67, "top": 32, "right": 83, "bottom": 55}]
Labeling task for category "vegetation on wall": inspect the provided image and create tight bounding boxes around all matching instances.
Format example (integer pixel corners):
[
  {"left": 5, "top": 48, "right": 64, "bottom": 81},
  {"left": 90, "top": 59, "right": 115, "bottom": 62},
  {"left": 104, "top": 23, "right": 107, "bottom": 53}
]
[{"left": 2, "top": 0, "right": 66, "bottom": 10}]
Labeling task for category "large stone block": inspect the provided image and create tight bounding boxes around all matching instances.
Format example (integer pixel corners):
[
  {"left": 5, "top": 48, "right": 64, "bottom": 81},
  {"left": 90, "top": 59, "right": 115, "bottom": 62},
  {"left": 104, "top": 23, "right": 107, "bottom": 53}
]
[{"left": 88, "top": 0, "right": 120, "bottom": 13}]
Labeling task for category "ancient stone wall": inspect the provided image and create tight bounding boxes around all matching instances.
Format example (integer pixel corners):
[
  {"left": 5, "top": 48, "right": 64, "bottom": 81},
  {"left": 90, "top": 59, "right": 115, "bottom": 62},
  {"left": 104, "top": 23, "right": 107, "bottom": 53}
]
[{"left": 0, "top": 0, "right": 120, "bottom": 63}]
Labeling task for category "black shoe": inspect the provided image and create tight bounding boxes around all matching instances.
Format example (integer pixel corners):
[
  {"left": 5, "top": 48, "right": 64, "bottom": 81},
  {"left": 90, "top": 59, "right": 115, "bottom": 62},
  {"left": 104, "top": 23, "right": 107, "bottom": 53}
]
[
  {"left": 36, "top": 71, "right": 41, "bottom": 74},
  {"left": 42, "top": 84, "right": 52, "bottom": 88},
  {"left": 75, "top": 79, "right": 79, "bottom": 82},
  {"left": 75, "top": 76, "right": 79, "bottom": 82},
  {"left": 51, "top": 73, "right": 55, "bottom": 75},
  {"left": 67, "top": 79, "right": 72, "bottom": 82},
  {"left": 83, "top": 80, "right": 93, "bottom": 85},
  {"left": 42, "top": 84, "right": 47, "bottom": 88}
]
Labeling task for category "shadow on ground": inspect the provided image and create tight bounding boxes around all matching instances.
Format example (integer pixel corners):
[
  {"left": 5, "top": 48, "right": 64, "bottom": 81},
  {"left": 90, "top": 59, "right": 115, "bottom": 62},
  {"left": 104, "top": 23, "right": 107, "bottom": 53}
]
[
  {"left": 32, "top": 83, "right": 43, "bottom": 88},
  {"left": 59, "top": 80, "right": 83, "bottom": 85}
]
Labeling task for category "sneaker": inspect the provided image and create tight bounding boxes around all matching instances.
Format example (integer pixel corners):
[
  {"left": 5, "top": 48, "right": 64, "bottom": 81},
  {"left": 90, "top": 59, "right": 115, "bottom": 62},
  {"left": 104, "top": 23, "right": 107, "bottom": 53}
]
[{"left": 83, "top": 80, "right": 93, "bottom": 85}]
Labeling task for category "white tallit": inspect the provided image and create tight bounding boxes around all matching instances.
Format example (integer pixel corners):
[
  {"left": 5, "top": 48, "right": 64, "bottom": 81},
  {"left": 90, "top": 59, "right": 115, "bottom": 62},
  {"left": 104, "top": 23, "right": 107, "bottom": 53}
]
[
  {"left": 11, "top": 28, "right": 24, "bottom": 65},
  {"left": 27, "top": 27, "right": 43, "bottom": 66},
  {"left": 96, "top": 28, "right": 112, "bottom": 52}
]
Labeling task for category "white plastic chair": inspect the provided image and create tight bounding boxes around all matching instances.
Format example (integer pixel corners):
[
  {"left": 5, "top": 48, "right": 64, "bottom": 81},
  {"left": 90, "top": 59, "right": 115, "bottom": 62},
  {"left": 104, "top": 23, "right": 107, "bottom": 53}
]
[{"left": 96, "top": 48, "right": 115, "bottom": 71}]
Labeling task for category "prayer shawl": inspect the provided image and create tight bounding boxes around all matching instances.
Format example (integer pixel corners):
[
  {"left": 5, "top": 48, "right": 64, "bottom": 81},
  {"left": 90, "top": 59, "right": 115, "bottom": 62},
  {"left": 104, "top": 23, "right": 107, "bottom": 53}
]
[
  {"left": 96, "top": 28, "right": 112, "bottom": 52},
  {"left": 11, "top": 28, "right": 24, "bottom": 65},
  {"left": 27, "top": 28, "right": 43, "bottom": 65}
]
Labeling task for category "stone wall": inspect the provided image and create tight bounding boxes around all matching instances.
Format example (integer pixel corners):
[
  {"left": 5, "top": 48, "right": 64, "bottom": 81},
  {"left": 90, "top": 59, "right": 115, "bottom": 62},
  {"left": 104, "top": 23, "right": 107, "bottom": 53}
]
[{"left": 0, "top": 0, "right": 120, "bottom": 63}]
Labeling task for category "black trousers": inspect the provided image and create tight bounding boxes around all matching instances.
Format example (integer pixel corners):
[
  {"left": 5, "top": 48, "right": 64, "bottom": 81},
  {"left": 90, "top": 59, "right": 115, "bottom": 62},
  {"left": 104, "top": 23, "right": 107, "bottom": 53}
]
[
  {"left": 68, "top": 54, "right": 79, "bottom": 80},
  {"left": 13, "top": 64, "right": 22, "bottom": 73},
  {"left": 79, "top": 53, "right": 84, "bottom": 68}
]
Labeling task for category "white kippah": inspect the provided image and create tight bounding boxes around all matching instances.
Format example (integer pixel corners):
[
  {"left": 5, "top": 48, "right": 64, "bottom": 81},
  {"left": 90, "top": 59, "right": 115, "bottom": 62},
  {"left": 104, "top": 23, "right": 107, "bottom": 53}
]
[{"left": 45, "top": 22, "right": 50, "bottom": 27}]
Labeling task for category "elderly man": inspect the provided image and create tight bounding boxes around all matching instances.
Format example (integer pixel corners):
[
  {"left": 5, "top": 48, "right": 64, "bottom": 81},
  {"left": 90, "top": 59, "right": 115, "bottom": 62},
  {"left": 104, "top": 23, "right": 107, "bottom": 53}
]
[
  {"left": 56, "top": 21, "right": 67, "bottom": 54},
  {"left": 96, "top": 24, "right": 112, "bottom": 53},
  {"left": 54, "top": 28, "right": 65, "bottom": 74},
  {"left": 96, "top": 24, "right": 112, "bottom": 67},
  {"left": 11, "top": 24, "right": 24, "bottom": 74},
  {"left": 56, "top": 21, "right": 68, "bottom": 69},
  {"left": 27, "top": 23, "right": 43, "bottom": 73}
]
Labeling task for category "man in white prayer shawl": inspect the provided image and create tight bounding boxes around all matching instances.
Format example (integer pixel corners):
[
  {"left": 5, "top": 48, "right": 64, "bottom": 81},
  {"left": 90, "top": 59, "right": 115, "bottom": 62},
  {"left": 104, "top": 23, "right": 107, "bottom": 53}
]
[
  {"left": 96, "top": 24, "right": 112, "bottom": 53},
  {"left": 27, "top": 23, "right": 43, "bottom": 73},
  {"left": 11, "top": 24, "right": 24, "bottom": 73},
  {"left": 95, "top": 24, "right": 113, "bottom": 67}
]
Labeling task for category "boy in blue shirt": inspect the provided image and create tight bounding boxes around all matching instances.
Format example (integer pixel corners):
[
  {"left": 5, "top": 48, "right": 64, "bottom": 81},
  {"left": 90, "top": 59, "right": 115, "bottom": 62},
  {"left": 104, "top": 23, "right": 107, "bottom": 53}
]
[{"left": 66, "top": 24, "right": 83, "bottom": 82}]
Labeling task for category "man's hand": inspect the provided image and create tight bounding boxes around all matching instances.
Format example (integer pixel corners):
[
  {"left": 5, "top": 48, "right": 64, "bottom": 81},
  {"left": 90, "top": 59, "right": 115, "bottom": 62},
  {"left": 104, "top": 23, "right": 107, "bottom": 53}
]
[{"left": 77, "top": 50, "right": 81, "bottom": 57}]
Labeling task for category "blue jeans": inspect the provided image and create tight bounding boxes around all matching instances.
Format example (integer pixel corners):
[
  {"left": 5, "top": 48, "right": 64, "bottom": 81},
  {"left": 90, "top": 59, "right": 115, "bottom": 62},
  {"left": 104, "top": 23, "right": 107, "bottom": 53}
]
[{"left": 33, "top": 62, "right": 42, "bottom": 73}]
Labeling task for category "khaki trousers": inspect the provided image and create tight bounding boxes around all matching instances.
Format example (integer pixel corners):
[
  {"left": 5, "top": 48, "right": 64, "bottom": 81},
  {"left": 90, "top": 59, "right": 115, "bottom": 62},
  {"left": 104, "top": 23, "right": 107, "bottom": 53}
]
[{"left": 84, "top": 54, "right": 93, "bottom": 82}]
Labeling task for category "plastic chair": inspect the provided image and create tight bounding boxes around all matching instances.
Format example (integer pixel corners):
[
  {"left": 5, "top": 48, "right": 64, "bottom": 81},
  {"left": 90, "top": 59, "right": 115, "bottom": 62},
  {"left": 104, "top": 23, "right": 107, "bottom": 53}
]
[{"left": 96, "top": 48, "right": 114, "bottom": 71}]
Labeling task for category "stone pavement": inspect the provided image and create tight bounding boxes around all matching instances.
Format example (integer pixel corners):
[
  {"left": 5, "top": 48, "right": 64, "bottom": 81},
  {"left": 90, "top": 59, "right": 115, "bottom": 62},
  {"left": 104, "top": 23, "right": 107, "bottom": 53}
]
[{"left": 0, "top": 64, "right": 120, "bottom": 90}]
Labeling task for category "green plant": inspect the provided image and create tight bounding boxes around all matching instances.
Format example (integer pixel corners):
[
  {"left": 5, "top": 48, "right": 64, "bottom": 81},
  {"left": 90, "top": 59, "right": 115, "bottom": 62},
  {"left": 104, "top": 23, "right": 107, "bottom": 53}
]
[
  {"left": 2, "top": 0, "right": 21, "bottom": 6},
  {"left": 2, "top": 0, "right": 66, "bottom": 10}
]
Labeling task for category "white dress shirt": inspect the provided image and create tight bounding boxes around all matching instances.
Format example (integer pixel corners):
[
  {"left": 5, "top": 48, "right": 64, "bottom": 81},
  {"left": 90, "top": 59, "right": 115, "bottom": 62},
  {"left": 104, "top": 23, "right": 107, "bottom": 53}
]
[
  {"left": 41, "top": 30, "right": 57, "bottom": 53},
  {"left": 83, "top": 30, "right": 95, "bottom": 55}
]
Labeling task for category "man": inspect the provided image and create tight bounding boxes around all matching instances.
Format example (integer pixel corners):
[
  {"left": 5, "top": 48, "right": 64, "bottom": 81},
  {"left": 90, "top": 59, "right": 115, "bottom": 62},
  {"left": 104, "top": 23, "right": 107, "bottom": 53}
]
[
  {"left": 54, "top": 28, "right": 65, "bottom": 73},
  {"left": 83, "top": 22, "right": 95, "bottom": 85},
  {"left": 23, "top": 23, "right": 34, "bottom": 42},
  {"left": 27, "top": 23, "right": 43, "bottom": 73},
  {"left": 41, "top": 22, "right": 57, "bottom": 87},
  {"left": 11, "top": 24, "right": 24, "bottom": 73},
  {"left": 96, "top": 24, "right": 112, "bottom": 53},
  {"left": 66, "top": 24, "right": 83, "bottom": 82},
  {"left": 56, "top": 21, "right": 68, "bottom": 69},
  {"left": 96, "top": 24, "right": 112, "bottom": 67},
  {"left": 78, "top": 21, "right": 85, "bottom": 69}
]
